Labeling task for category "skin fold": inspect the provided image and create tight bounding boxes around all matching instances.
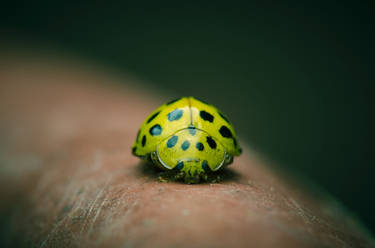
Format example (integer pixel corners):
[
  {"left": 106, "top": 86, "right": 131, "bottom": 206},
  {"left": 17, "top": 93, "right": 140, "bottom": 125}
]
[{"left": 0, "top": 53, "right": 374, "bottom": 248}]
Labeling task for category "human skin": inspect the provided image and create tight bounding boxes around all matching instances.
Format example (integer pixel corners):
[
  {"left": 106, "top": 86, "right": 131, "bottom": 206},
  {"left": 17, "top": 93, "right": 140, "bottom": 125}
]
[{"left": 0, "top": 54, "right": 374, "bottom": 247}]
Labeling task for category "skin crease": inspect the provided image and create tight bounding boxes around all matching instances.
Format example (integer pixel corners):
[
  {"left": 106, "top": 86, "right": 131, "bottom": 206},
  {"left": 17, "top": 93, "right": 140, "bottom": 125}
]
[{"left": 0, "top": 53, "right": 374, "bottom": 248}]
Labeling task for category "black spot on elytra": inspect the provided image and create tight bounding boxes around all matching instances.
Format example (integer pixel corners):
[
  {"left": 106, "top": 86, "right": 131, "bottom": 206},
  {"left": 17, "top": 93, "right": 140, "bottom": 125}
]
[
  {"left": 202, "top": 160, "right": 210, "bottom": 172},
  {"left": 188, "top": 125, "right": 196, "bottom": 135},
  {"left": 219, "top": 112, "right": 230, "bottom": 124},
  {"left": 200, "top": 110, "right": 214, "bottom": 122},
  {"left": 168, "top": 109, "right": 183, "bottom": 121},
  {"left": 219, "top": 126, "right": 232, "bottom": 138},
  {"left": 176, "top": 161, "right": 184, "bottom": 170},
  {"left": 149, "top": 124, "right": 162, "bottom": 136},
  {"left": 196, "top": 142, "right": 204, "bottom": 151},
  {"left": 233, "top": 138, "right": 237, "bottom": 147},
  {"left": 146, "top": 111, "right": 160, "bottom": 124},
  {"left": 167, "top": 135, "right": 178, "bottom": 148},
  {"left": 132, "top": 146, "right": 137, "bottom": 155},
  {"left": 166, "top": 98, "right": 181, "bottom": 105},
  {"left": 141, "top": 135, "right": 146, "bottom": 147},
  {"left": 206, "top": 136, "right": 217, "bottom": 149},
  {"left": 181, "top": 140, "right": 190, "bottom": 151}
]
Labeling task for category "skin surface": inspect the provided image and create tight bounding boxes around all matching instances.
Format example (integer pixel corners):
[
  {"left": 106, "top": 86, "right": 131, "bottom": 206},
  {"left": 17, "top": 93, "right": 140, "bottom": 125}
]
[{"left": 0, "top": 53, "right": 374, "bottom": 247}]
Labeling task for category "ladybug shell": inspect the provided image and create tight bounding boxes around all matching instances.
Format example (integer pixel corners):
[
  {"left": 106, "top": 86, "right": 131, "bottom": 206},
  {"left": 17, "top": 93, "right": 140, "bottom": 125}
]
[{"left": 132, "top": 97, "right": 241, "bottom": 171}]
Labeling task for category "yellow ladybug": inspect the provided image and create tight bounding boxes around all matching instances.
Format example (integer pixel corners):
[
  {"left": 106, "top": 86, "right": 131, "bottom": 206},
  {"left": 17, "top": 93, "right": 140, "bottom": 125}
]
[{"left": 132, "top": 97, "right": 241, "bottom": 183}]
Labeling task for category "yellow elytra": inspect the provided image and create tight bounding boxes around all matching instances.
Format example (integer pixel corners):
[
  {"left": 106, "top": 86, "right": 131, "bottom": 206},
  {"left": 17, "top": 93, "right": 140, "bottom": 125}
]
[{"left": 132, "top": 97, "right": 241, "bottom": 183}]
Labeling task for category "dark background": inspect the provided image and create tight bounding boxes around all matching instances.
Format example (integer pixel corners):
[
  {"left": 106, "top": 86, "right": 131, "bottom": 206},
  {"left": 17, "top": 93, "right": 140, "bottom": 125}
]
[{"left": 1, "top": 1, "right": 374, "bottom": 233}]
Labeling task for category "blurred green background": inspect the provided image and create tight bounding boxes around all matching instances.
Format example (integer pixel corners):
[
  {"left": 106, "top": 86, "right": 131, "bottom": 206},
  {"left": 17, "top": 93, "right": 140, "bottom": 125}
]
[{"left": 1, "top": 1, "right": 374, "bottom": 233}]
